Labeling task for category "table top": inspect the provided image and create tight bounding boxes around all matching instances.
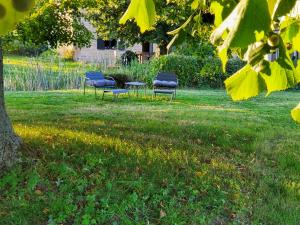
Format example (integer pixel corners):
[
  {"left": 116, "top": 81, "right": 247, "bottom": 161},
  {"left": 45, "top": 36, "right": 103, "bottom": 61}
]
[
  {"left": 103, "top": 89, "right": 129, "bottom": 94},
  {"left": 125, "top": 82, "right": 146, "bottom": 86}
]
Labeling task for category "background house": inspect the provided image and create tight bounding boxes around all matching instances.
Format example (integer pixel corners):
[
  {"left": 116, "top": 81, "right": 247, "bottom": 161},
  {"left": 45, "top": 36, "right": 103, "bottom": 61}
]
[{"left": 70, "top": 20, "right": 158, "bottom": 67}]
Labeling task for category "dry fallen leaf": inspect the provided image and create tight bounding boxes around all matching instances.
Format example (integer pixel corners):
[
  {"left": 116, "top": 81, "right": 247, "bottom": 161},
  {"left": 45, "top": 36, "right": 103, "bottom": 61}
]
[{"left": 160, "top": 209, "right": 166, "bottom": 219}]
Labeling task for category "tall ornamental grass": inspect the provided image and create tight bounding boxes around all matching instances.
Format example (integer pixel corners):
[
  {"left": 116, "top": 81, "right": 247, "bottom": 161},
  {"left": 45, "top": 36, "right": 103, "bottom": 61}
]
[{"left": 4, "top": 56, "right": 100, "bottom": 91}]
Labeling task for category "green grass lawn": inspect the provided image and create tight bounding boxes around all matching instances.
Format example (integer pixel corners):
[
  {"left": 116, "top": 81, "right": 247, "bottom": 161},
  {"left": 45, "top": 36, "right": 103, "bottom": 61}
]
[{"left": 1, "top": 89, "right": 300, "bottom": 225}]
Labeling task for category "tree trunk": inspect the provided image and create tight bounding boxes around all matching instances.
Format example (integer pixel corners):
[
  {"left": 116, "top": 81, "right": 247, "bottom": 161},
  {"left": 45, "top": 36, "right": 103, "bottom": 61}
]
[{"left": 0, "top": 43, "right": 21, "bottom": 170}]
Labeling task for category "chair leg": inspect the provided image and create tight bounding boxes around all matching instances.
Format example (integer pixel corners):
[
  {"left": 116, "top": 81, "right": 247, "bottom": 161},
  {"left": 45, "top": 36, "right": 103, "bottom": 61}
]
[
  {"left": 95, "top": 87, "right": 97, "bottom": 98},
  {"left": 84, "top": 82, "right": 86, "bottom": 95},
  {"left": 102, "top": 91, "right": 105, "bottom": 100}
]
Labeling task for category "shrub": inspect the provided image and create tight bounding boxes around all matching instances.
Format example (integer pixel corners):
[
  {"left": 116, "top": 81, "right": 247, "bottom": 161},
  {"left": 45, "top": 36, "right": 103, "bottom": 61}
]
[
  {"left": 199, "top": 58, "right": 224, "bottom": 88},
  {"left": 174, "top": 41, "right": 216, "bottom": 59},
  {"left": 121, "top": 51, "right": 138, "bottom": 66},
  {"left": 3, "top": 40, "right": 48, "bottom": 56},
  {"left": 226, "top": 57, "right": 246, "bottom": 76},
  {"left": 107, "top": 73, "right": 132, "bottom": 88},
  {"left": 199, "top": 57, "right": 246, "bottom": 88},
  {"left": 148, "top": 55, "right": 203, "bottom": 87},
  {"left": 57, "top": 46, "right": 75, "bottom": 61}
]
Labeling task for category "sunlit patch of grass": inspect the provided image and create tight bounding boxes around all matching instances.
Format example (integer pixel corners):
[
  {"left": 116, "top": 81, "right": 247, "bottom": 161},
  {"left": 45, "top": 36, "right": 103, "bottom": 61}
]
[{"left": 1, "top": 89, "right": 300, "bottom": 224}]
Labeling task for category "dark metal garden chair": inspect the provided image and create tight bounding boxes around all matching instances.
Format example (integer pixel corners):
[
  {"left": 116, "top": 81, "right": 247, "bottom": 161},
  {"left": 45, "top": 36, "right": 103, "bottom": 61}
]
[
  {"left": 84, "top": 71, "right": 116, "bottom": 97},
  {"left": 153, "top": 72, "right": 178, "bottom": 100}
]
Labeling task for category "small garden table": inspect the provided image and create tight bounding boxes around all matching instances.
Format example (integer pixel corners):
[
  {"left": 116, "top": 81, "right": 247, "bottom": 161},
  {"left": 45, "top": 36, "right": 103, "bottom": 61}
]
[
  {"left": 125, "top": 82, "right": 147, "bottom": 97},
  {"left": 102, "top": 89, "right": 129, "bottom": 100}
]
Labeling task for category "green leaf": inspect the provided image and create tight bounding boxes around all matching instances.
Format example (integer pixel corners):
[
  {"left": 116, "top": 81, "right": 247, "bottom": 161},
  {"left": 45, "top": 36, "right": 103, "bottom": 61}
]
[
  {"left": 244, "top": 41, "right": 270, "bottom": 68},
  {"left": 210, "top": 0, "right": 238, "bottom": 27},
  {"left": 260, "top": 39, "right": 299, "bottom": 95},
  {"left": 281, "top": 19, "right": 300, "bottom": 52},
  {"left": 291, "top": 103, "right": 300, "bottom": 123},
  {"left": 218, "top": 47, "right": 228, "bottom": 72},
  {"left": 272, "top": 0, "right": 297, "bottom": 19},
  {"left": 27, "top": 171, "right": 40, "bottom": 191},
  {"left": 191, "top": 0, "right": 200, "bottom": 10},
  {"left": 260, "top": 61, "right": 295, "bottom": 95},
  {"left": 210, "top": 1, "right": 223, "bottom": 26},
  {"left": 119, "top": 0, "right": 156, "bottom": 33},
  {"left": 168, "top": 15, "right": 194, "bottom": 36},
  {"left": 167, "top": 31, "right": 192, "bottom": 50},
  {"left": 294, "top": 60, "right": 300, "bottom": 83},
  {"left": 225, "top": 64, "right": 266, "bottom": 101},
  {"left": 211, "top": 0, "right": 271, "bottom": 49},
  {"left": 0, "top": 0, "right": 34, "bottom": 35},
  {"left": 268, "top": 0, "right": 277, "bottom": 16}
]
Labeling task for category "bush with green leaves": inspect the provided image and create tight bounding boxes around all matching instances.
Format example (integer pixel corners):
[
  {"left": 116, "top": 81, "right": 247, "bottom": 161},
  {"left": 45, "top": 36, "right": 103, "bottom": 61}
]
[
  {"left": 199, "top": 58, "right": 224, "bottom": 88},
  {"left": 173, "top": 41, "right": 216, "bottom": 59},
  {"left": 3, "top": 39, "right": 48, "bottom": 57},
  {"left": 121, "top": 51, "right": 138, "bottom": 66},
  {"left": 107, "top": 73, "right": 132, "bottom": 88},
  {"left": 149, "top": 55, "right": 203, "bottom": 87},
  {"left": 226, "top": 57, "right": 246, "bottom": 76}
]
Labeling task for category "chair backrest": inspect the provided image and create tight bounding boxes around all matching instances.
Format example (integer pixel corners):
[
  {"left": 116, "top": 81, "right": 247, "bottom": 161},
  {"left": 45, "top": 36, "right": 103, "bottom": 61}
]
[
  {"left": 156, "top": 72, "right": 177, "bottom": 82},
  {"left": 86, "top": 72, "right": 105, "bottom": 80}
]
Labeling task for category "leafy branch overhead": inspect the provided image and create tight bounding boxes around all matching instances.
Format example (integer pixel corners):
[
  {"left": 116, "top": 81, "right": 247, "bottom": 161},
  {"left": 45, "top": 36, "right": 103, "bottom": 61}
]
[
  {"left": 120, "top": 0, "right": 300, "bottom": 123},
  {"left": 0, "top": 0, "right": 35, "bottom": 35},
  {"left": 119, "top": 0, "right": 156, "bottom": 33}
]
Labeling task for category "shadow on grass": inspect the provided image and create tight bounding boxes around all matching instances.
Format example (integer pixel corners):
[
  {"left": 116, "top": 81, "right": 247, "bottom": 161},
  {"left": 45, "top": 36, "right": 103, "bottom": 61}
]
[
  {"left": 2, "top": 90, "right": 300, "bottom": 224},
  {"left": 0, "top": 124, "right": 249, "bottom": 225}
]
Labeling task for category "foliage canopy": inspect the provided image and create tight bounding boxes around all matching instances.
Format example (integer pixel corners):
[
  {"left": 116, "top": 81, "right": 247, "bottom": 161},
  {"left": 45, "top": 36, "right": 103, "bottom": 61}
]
[
  {"left": 87, "top": 0, "right": 195, "bottom": 54},
  {"left": 1, "top": 0, "right": 93, "bottom": 49}
]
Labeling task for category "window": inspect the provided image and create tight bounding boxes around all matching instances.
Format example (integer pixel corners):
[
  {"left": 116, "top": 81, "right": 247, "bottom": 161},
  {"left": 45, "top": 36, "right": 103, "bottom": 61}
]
[
  {"left": 97, "top": 38, "right": 117, "bottom": 50},
  {"left": 97, "top": 39, "right": 105, "bottom": 50}
]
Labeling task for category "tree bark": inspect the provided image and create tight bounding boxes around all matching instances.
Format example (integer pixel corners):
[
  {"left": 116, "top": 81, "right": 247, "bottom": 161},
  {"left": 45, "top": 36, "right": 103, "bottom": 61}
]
[{"left": 0, "top": 42, "right": 21, "bottom": 170}]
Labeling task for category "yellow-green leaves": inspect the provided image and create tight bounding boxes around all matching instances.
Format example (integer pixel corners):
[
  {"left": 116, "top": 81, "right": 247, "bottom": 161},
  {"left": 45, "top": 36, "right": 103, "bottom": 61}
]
[
  {"left": 260, "top": 61, "right": 295, "bottom": 95},
  {"left": 191, "top": 0, "right": 206, "bottom": 10},
  {"left": 0, "top": 0, "right": 34, "bottom": 35},
  {"left": 210, "top": 1, "right": 223, "bottom": 27},
  {"left": 211, "top": 0, "right": 271, "bottom": 74},
  {"left": 271, "top": 0, "right": 297, "bottom": 20},
  {"left": 210, "top": 0, "right": 238, "bottom": 27},
  {"left": 295, "top": 60, "right": 300, "bottom": 83},
  {"left": 224, "top": 64, "right": 266, "bottom": 101},
  {"left": 281, "top": 18, "right": 300, "bottom": 52},
  {"left": 211, "top": 0, "right": 271, "bottom": 50},
  {"left": 225, "top": 38, "right": 300, "bottom": 101},
  {"left": 291, "top": 103, "right": 300, "bottom": 123},
  {"left": 119, "top": 0, "right": 156, "bottom": 33}
]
